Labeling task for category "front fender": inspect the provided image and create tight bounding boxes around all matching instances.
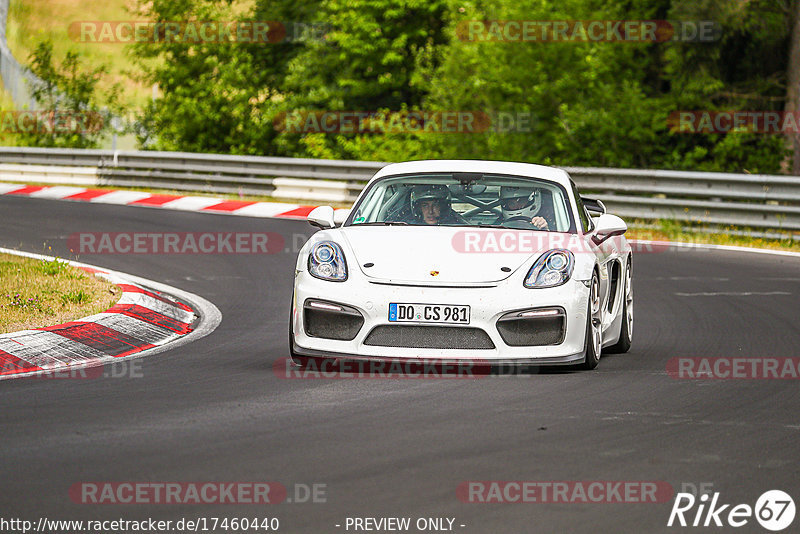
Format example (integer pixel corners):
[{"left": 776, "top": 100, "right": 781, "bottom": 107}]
[{"left": 572, "top": 252, "right": 597, "bottom": 282}]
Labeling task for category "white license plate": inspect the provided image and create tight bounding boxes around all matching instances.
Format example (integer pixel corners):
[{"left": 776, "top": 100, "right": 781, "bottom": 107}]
[{"left": 388, "top": 303, "right": 470, "bottom": 324}]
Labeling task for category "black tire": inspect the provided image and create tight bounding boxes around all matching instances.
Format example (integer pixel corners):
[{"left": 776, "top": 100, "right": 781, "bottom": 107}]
[
  {"left": 581, "top": 272, "right": 602, "bottom": 370},
  {"left": 606, "top": 259, "right": 633, "bottom": 354}
]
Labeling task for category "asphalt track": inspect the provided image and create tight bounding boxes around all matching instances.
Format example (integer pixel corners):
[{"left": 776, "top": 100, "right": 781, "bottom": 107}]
[{"left": 1, "top": 195, "right": 799, "bottom": 533}]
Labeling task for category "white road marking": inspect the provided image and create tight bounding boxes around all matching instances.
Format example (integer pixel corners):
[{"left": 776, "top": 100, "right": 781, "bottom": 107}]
[
  {"left": 675, "top": 291, "right": 791, "bottom": 297},
  {"left": 650, "top": 276, "right": 731, "bottom": 281}
]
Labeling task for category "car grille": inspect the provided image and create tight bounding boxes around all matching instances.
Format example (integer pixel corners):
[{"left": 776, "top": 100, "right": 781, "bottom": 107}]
[{"left": 363, "top": 325, "right": 495, "bottom": 349}]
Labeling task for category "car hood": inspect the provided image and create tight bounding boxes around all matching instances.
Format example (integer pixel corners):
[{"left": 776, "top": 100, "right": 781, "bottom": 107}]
[{"left": 339, "top": 226, "right": 550, "bottom": 284}]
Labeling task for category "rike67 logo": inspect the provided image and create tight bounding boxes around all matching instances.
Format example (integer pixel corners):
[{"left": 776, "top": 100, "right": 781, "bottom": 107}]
[{"left": 668, "top": 490, "right": 795, "bottom": 531}]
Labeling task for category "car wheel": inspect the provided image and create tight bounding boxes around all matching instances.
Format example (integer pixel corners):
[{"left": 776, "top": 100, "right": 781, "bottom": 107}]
[
  {"left": 581, "top": 271, "right": 602, "bottom": 370},
  {"left": 606, "top": 259, "right": 632, "bottom": 354}
]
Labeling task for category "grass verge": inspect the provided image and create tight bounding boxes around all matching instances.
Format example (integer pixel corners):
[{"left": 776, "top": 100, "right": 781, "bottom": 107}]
[
  {"left": 0, "top": 252, "right": 121, "bottom": 333},
  {"left": 626, "top": 220, "right": 800, "bottom": 253}
]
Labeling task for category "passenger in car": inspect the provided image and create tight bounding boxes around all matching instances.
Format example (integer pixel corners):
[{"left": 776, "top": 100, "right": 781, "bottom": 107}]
[
  {"left": 407, "top": 185, "right": 466, "bottom": 225},
  {"left": 497, "top": 186, "right": 554, "bottom": 230}
]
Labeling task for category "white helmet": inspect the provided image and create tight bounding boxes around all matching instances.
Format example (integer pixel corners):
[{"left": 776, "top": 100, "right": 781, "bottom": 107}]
[{"left": 500, "top": 186, "right": 541, "bottom": 219}]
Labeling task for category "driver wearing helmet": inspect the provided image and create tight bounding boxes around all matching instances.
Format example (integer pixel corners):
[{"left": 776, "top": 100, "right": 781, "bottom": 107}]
[
  {"left": 408, "top": 184, "right": 463, "bottom": 225},
  {"left": 498, "top": 186, "right": 550, "bottom": 230}
]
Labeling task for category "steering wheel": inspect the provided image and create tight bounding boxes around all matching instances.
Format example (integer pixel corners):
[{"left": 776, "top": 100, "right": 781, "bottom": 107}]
[{"left": 503, "top": 216, "right": 546, "bottom": 230}]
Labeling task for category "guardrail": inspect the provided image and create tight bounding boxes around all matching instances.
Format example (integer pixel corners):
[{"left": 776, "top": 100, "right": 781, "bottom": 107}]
[{"left": 0, "top": 146, "right": 798, "bottom": 236}]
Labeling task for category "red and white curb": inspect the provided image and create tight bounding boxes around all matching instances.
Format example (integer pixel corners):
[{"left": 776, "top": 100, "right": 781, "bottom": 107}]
[
  {"left": 3, "top": 183, "right": 798, "bottom": 259},
  {"left": 0, "top": 182, "right": 350, "bottom": 220},
  {"left": 0, "top": 248, "right": 221, "bottom": 380}
]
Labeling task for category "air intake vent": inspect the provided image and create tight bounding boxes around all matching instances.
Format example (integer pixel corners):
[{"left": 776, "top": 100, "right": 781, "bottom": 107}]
[
  {"left": 363, "top": 325, "right": 495, "bottom": 349},
  {"left": 496, "top": 308, "right": 565, "bottom": 346},
  {"left": 303, "top": 300, "right": 364, "bottom": 341}
]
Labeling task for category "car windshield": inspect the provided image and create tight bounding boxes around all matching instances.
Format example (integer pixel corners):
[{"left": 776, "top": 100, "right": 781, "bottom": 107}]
[{"left": 346, "top": 173, "right": 575, "bottom": 232}]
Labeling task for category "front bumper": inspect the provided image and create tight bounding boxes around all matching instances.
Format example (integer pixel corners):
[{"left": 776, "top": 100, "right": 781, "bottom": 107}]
[{"left": 291, "top": 271, "right": 591, "bottom": 365}]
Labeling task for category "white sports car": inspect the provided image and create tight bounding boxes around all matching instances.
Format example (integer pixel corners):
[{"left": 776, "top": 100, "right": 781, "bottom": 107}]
[{"left": 290, "top": 160, "right": 632, "bottom": 370}]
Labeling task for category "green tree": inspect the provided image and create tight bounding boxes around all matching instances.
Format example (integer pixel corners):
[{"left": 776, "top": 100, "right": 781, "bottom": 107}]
[
  {"left": 414, "top": 0, "right": 791, "bottom": 173},
  {"left": 132, "top": 0, "right": 314, "bottom": 154},
  {"left": 21, "top": 40, "right": 118, "bottom": 148},
  {"left": 133, "top": 0, "right": 797, "bottom": 173},
  {"left": 276, "top": 0, "right": 451, "bottom": 159},
  {"left": 660, "top": 0, "right": 790, "bottom": 173},
  {"left": 414, "top": 0, "right": 669, "bottom": 166}
]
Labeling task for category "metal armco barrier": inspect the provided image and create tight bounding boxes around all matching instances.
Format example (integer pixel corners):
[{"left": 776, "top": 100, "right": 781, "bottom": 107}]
[{"left": 0, "top": 147, "right": 798, "bottom": 234}]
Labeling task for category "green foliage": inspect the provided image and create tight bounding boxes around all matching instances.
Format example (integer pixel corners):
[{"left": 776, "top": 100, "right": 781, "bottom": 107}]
[
  {"left": 131, "top": 0, "right": 796, "bottom": 173},
  {"left": 132, "top": 0, "right": 314, "bottom": 154},
  {"left": 60, "top": 289, "right": 90, "bottom": 305},
  {"left": 657, "top": 0, "right": 791, "bottom": 172},
  {"left": 284, "top": 0, "right": 449, "bottom": 110},
  {"left": 22, "top": 40, "right": 119, "bottom": 148},
  {"left": 273, "top": 0, "right": 451, "bottom": 159},
  {"left": 36, "top": 257, "right": 69, "bottom": 276}
]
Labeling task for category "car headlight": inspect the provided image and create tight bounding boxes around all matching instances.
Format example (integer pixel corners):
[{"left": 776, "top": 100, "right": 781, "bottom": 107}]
[
  {"left": 308, "top": 241, "right": 348, "bottom": 282},
  {"left": 524, "top": 249, "right": 574, "bottom": 288}
]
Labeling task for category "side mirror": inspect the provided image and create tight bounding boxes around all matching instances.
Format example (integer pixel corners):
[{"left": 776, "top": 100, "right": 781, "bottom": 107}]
[
  {"left": 333, "top": 208, "right": 351, "bottom": 226},
  {"left": 308, "top": 206, "right": 335, "bottom": 229},
  {"left": 583, "top": 197, "right": 606, "bottom": 216},
  {"left": 592, "top": 214, "right": 627, "bottom": 244}
]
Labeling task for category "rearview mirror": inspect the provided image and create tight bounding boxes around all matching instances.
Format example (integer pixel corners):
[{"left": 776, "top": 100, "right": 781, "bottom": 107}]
[
  {"left": 307, "top": 206, "right": 335, "bottom": 229},
  {"left": 592, "top": 214, "right": 627, "bottom": 244},
  {"left": 449, "top": 183, "right": 487, "bottom": 195}
]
